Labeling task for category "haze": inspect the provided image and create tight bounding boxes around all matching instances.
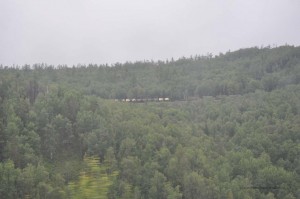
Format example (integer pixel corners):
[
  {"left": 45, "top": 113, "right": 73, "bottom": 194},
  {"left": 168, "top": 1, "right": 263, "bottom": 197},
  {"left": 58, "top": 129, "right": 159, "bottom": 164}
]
[{"left": 1, "top": 0, "right": 300, "bottom": 66}]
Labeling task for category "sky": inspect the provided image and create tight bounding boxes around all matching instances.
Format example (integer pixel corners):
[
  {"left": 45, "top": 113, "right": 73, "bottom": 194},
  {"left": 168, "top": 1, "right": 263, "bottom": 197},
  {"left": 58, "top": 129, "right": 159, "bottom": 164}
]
[{"left": 0, "top": 0, "right": 300, "bottom": 66}]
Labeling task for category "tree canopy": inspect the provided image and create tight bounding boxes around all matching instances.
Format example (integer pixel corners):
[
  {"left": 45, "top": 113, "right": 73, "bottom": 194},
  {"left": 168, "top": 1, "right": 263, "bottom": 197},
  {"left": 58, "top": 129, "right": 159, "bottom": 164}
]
[{"left": 0, "top": 45, "right": 300, "bottom": 198}]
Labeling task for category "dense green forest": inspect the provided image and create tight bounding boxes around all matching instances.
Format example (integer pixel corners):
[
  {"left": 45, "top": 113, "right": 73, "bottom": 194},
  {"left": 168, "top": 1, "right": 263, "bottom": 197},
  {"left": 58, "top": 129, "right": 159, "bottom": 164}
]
[{"left": 0, "top": 45, "right": 300, "bottom": 199}]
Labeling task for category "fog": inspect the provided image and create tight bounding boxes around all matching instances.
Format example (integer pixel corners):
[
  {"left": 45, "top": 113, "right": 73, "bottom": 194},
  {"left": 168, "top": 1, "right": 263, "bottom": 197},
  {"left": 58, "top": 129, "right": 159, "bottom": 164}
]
[{"left": 0, "top": 0, "right": 300, "bottom": 66}]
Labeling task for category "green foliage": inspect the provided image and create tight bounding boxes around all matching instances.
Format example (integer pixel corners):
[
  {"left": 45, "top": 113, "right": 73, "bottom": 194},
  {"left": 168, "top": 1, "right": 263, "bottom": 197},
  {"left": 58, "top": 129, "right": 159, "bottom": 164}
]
[
  {"left": 68, "top": 156, "right": 118, "bottom": 199},
  {"left": 183, "top": 172, "right": 216, "bottom": 199},
  {"left": 0, "top": 160, "right": 20, "bottom": 199},
  {"left": 0, "top": 46, "right": 300, "bottom": 198}
]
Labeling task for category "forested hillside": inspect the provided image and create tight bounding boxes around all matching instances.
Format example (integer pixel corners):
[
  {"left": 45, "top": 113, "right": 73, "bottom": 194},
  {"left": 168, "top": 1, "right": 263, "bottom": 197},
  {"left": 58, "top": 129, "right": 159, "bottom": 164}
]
[{"left": 0, "top": 45, "right": 300, "bottom": 199}]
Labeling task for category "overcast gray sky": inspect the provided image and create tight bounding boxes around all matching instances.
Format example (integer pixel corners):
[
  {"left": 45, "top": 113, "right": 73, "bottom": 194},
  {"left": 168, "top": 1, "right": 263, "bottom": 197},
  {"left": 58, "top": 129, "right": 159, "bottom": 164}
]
[{"left": 0, "top": 0, "right": 300, "bottom": 66}]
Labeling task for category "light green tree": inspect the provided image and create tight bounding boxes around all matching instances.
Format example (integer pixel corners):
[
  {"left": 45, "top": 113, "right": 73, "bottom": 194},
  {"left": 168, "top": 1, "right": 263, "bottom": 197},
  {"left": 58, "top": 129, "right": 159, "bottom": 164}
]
[{"left": 68, "top": 156, "right": 118, "bottom": 199}]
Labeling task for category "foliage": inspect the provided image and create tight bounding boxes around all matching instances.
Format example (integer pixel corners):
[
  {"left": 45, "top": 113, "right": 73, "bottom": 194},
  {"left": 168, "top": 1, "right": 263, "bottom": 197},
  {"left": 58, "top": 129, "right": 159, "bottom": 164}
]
[
  {"left": 68, "top": 156, "right": 118, "bottom": 199},
  {"left": 0, "top": 46, "right": 300, "bottom": 198}
]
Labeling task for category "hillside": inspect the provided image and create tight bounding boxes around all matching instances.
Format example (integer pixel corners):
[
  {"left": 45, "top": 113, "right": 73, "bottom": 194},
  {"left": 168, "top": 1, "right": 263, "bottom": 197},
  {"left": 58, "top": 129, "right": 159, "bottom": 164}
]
[
  {"left": 2, "top": 45, "right": 300, "bottom": 100},
  {"left": 0, "top": 45, "right": 300, "bottom": 199}
]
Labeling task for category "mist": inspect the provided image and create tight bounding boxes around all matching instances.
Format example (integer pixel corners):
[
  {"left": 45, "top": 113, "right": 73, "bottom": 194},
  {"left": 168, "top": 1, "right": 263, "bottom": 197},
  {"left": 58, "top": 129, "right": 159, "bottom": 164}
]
[{"left": 0, "top": 0, "right": 300, "bottom": 66}]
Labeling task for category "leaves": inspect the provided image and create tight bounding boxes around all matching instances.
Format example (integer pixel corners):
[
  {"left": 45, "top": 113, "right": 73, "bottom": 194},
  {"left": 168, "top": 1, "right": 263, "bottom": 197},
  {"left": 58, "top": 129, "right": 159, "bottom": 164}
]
[
  {"left": 1, "top": 46, "right": 300, "bottom": 199},
  {"left": 68, "top": 156, "right": 118, "bottom": 199}
]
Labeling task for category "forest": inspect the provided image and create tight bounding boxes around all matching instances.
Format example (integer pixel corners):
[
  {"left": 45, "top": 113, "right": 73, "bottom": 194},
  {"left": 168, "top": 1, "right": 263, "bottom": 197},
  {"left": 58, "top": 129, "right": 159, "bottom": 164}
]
[{"left": 0, "top": 45, "right": 300, "bottom": 199}]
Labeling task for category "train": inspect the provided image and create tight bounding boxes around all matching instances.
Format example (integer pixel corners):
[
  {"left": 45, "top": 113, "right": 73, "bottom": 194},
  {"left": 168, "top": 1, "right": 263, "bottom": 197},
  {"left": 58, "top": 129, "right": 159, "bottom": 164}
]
[{"left": 114, "top": 97, "right": 170, "bottom": 103}]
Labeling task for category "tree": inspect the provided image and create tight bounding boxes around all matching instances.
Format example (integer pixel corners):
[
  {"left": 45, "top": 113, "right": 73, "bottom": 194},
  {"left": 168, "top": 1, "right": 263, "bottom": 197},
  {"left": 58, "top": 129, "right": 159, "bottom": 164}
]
[
  {"left": 149, "top": 171, "right": 168, "bottom": 199},
  {"left": 0, "top": 160, "right": 20, "bottom": 199},
  {"left": 27, "top": 78, "right": 39, "bottom": 104},
  {"left": 183, "top": 172, "right": 216, "bottom": 199},
  {"left": 63, "top": 90, "right": 81, "bottom": 123},
  {"left": 52, "top": 114, "right": 73, "bottom": 153},
  {"left": 68, "top": 156, "right": 117, "bottom": 199},
  {"left": 17, "top": 163, "right": 51, "bottom": 199},
  {"left": 149, "top": 171, "right": 182, "bottom": 199},
  {"left": 183, "top": 172, "right": 203, "bottom": 199},
  {"left": 120, "top": 156, "right": 141, "bottom": 184},
  {"left": 118, "top": 138, "right": 137, "bottom": 159}
]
